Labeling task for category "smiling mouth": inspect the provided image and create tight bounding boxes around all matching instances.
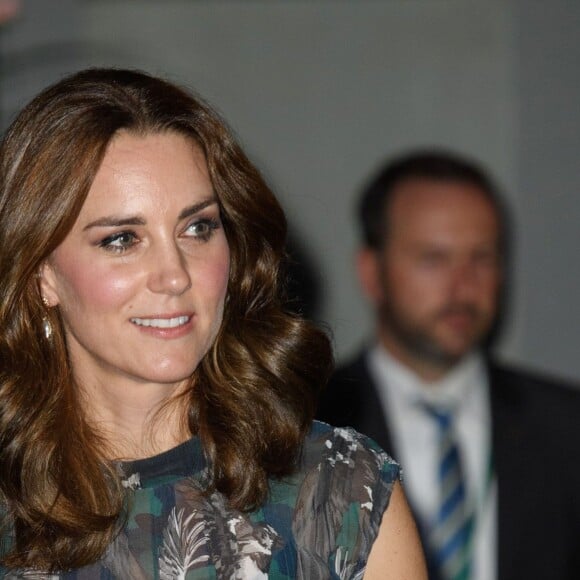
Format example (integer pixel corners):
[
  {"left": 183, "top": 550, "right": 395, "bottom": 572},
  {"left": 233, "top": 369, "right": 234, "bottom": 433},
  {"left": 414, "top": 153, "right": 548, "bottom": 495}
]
[{"left": 130, "top": 315, "right": 190, "bottom": 329}]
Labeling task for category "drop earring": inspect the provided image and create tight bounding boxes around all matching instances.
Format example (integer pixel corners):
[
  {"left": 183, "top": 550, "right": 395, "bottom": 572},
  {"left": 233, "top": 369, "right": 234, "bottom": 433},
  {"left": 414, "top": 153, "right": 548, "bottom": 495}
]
[{"left": 42, "top": 296, "right": 53, "bottom": 340}]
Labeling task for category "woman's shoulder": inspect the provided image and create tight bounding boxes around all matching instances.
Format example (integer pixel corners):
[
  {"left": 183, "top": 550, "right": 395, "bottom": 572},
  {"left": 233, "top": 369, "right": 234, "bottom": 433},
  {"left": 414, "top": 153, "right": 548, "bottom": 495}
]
[
  {"left": 268, "top": 420, "right": 400, "bottom": 520},
  {"left": 303, "top": 420, "right": 400, "bottom": 480},
  {"left": 292, "top": 420, "right": 401, "bottom": 516},
  {"left": 264, "top": 421, "right": 401, "bottom": 576}
]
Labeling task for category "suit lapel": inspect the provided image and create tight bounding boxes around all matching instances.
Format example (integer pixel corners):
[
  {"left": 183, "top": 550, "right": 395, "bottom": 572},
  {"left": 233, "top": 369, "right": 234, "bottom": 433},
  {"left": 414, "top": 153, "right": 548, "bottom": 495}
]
[
  {"left": 488, "top": 363, "right": 527, "bottom": 580},
  {"left": 352, "top": 353, "right": 396, "bottom": 456}
]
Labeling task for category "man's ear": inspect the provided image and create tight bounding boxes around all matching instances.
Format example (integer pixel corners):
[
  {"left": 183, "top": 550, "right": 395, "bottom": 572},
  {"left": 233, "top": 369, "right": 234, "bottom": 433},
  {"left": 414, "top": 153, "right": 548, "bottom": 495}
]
[
  {"left": 39, "top": 261, "right": 61, "bottom": 307},
  {"left": 356, "top": 247, "right": 384, "bottom": 306}
]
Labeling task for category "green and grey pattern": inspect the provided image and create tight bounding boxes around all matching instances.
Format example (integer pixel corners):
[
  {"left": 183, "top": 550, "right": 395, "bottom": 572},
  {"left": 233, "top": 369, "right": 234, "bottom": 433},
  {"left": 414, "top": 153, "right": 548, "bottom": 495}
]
[{"left": 1, "top": 422, "right": 399, "bottom": 579}]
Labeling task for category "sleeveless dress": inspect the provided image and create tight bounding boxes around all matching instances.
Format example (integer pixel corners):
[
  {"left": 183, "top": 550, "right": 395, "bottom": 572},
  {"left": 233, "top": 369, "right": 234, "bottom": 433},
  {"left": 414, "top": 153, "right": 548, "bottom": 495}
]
[{"left": 1, "top": 421, "right": 399, "bottom": 579}]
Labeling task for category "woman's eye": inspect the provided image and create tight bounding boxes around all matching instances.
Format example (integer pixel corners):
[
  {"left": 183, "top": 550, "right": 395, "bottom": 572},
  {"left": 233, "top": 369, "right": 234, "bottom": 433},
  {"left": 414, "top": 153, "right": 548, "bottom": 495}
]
[
  {"left": 185, "top": 218, "right": 219, "bottom": 241},
  {"left": 99, "top": 231, "right": 138, "bottom": 253}
]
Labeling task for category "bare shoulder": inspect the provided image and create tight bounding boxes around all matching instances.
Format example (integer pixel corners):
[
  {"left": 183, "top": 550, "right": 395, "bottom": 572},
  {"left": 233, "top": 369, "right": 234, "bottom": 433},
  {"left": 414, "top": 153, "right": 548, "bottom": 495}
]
[{"left": 364, "top": 481, "right": 427, "bottom": 580}]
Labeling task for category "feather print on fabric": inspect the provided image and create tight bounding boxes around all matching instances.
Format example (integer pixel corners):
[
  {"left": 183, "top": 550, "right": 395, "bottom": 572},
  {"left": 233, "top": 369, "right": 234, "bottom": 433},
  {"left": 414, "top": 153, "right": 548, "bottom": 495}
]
[
  {"left": 227, "top": 516, "right": 280, "bottom": 578},
  {"left": 334, "top": 547, "right": 365, "bottom": 580},
  {"left": 158, "top": 507, "right": 210, "bottom": 579},
  {"left": 0, "top": 424, "right": 399, "bottom": 578},
  {"left": 3, "top": 571, "right": 59, "bottom": 579},
  {"left": 162, "top": 477, "right": 282, "bottom": 578},
  {"left": 292, "top": 427, "right": 396, "bottom": 580}
]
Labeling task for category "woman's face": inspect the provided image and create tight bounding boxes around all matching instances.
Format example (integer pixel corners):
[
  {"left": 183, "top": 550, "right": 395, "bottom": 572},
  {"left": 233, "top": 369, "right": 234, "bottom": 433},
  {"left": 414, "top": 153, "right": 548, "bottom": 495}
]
[{"left": 41, "top": 131, "right": 230, "bottom": 393}]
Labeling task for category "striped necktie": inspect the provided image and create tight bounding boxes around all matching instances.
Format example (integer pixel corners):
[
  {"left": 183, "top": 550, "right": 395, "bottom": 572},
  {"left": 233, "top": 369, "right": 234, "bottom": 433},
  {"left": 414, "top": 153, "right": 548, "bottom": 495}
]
[{"left": 424, "top": 404, "right": 474, "bottom": 580}]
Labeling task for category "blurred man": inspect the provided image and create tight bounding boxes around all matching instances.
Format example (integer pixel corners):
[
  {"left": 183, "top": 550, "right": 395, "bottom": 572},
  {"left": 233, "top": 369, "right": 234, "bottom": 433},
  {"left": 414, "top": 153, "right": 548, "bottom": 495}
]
[
  {"left": 0, "top": 0, "right": 19, "bottom": 23},
  {"left": 317, "top": 150, "right": 580, "bottom": 580}
]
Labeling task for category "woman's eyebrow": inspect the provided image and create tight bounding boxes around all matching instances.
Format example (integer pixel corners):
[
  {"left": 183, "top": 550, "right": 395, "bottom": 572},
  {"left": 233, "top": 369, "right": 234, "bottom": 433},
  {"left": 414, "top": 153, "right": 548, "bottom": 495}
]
[
  {"left": 83, "top": 198, "right": 218, "bottom": 231},
  {"left": 178, "top": 198, "right": 218, "bottom": 221},
  {"left": 83, "top": 216, "right": 145, "bottom": 230}
]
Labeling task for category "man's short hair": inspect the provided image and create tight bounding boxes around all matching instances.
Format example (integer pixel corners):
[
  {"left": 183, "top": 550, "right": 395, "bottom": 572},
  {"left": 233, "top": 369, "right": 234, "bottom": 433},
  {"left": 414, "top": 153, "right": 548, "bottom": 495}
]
[{"left": 358, "top": 149, "right": 506, "bottom": 250}]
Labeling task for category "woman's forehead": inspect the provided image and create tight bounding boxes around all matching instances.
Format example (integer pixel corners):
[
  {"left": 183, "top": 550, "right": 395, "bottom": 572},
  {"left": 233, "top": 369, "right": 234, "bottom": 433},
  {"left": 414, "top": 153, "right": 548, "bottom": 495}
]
[{"left": 77, "top": 132, "right": 214, "bottom": 223}]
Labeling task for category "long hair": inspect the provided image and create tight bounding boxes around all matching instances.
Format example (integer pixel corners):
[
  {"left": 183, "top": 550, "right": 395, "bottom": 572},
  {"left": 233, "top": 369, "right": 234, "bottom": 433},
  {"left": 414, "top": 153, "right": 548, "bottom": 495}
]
[{"left": 0, "top": 68, "right": 333, "bottom": 571}]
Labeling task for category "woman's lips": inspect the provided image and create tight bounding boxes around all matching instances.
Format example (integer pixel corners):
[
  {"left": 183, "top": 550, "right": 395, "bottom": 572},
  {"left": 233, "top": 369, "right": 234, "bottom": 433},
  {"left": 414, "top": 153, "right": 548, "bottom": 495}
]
[
  {"left": 130, "top": 314, "right": 193, "bottom": 338},
  {"left": 130, "top": 315, "right": 190, "bottom": 328}
]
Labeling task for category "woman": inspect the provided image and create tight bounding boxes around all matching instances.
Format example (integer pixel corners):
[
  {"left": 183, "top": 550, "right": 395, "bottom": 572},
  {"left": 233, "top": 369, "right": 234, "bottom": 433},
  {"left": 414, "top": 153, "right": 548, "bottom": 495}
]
[{"left": 0, "top": 68, "right": 426, "bottom": 578}]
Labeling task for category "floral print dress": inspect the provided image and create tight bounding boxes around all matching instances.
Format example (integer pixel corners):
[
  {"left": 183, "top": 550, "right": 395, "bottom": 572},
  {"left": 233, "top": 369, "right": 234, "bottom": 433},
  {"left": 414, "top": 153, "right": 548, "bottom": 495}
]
[{"left": 1, "top": 422, "right": 399, "bottom": 579}]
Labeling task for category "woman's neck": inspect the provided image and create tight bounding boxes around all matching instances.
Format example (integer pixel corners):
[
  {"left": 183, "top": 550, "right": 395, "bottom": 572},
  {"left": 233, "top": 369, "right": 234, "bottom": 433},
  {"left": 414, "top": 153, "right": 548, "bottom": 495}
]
[{"left": 78, "top": 377, "right": 191, "bottom": 460}]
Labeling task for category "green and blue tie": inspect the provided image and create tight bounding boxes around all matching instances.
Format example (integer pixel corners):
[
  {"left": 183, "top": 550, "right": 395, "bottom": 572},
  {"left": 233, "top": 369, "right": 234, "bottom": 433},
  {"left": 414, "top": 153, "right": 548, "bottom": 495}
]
[{"left": 424, "top": 405, "right": 474, "bottom": 580}]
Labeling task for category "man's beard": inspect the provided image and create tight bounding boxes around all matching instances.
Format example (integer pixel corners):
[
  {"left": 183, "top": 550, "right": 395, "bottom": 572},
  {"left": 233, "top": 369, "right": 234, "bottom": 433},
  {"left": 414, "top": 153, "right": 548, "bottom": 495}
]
[{"left": 378, "top": 300, "right": 488, "bottom": 371}]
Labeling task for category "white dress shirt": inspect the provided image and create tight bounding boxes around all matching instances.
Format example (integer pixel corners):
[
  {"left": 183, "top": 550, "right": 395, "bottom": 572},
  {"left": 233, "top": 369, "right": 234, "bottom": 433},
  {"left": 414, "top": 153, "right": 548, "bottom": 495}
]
[{"left": 367, "top": 345, "right": 497, "bottom": 580}]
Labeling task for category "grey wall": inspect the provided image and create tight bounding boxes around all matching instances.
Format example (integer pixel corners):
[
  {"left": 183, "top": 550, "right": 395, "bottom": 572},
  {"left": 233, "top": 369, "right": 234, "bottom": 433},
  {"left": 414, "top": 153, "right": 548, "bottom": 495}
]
[
  {"left": 1, "top": 0, "right": 578, "bottom": 382},
  {"left": 513, "top": 1, "right": 580, "bottom": 382}
]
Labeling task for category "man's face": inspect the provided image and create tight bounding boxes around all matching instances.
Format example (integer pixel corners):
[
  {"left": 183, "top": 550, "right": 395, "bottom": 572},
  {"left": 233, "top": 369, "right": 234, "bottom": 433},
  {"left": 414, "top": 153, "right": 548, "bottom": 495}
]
[{"left": 359, "top": 178, "right": 502, "bottom": 376}]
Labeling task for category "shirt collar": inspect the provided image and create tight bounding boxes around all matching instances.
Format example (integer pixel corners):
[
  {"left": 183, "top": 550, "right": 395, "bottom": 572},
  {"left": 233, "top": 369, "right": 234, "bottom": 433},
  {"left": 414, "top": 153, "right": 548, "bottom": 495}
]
[{"left": 368, "top": 343, "right": 486, "bottom": 411}]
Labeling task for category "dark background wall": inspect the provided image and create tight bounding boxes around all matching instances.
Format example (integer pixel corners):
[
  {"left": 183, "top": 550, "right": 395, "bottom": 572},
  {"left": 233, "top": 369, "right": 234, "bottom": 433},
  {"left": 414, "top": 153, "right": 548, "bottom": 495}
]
[{"left": 1, "top": 0, "right": 578, "bottom": 382}]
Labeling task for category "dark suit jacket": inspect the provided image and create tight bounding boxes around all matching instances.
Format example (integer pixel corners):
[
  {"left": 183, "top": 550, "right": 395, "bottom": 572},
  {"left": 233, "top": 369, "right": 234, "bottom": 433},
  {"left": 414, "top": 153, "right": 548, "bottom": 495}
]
[{"left": 316, "top": 350, "right": 580, "bottom": 580}]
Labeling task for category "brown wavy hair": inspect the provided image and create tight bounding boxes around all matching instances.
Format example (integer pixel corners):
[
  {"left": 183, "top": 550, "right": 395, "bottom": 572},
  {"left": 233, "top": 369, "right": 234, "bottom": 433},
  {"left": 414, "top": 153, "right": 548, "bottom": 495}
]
[{"left": 0, "top": 68, "right": 333, "bottom": 571}]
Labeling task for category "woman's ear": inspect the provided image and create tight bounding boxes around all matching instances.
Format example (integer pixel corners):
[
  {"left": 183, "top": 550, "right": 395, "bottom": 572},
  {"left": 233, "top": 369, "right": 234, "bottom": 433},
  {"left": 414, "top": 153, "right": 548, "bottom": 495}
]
[{"left": 39, "top": 261, "right": 60, "bottom": 307}]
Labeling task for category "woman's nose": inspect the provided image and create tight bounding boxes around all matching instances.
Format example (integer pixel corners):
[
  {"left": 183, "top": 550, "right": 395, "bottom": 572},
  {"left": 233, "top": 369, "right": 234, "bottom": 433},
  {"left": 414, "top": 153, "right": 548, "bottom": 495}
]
[{"left": 147, "top": 242, "right": 192, "bottom": 296}]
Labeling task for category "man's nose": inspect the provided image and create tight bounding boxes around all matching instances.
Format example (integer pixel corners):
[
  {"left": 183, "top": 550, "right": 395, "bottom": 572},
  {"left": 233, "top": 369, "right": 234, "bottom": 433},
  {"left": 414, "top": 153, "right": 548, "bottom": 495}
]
[{"left": 450, "top": 262, "right": 480, "bottom": 299}]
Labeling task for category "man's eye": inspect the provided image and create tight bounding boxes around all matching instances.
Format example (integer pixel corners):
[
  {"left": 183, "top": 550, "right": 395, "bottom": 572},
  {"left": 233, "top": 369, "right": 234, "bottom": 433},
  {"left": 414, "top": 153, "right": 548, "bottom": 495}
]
[
  {"left": 99, "top": 231, "right": 138, "bottom": 253},
  {"left": 420, "top": 252, "right": 446, "bottom": 265},
  {"left": 473, "top": 252, "right": 499, "bottom": 267}
]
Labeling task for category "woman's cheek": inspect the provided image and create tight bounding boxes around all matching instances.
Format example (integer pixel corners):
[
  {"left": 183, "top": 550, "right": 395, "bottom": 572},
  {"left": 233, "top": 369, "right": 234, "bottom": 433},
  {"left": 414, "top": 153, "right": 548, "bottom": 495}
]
[{"left": 60, "top": 262, "right": 139, "bottom": 310}]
